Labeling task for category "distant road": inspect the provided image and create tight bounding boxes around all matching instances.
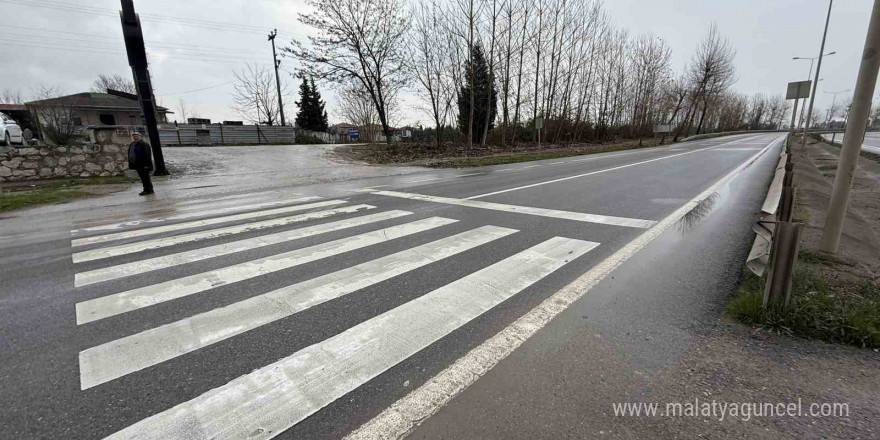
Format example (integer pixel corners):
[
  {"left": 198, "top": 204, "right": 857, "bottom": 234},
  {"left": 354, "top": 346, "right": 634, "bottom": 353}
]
[{"left": 822, "top": 132, "right": 880, "bottom": 155}]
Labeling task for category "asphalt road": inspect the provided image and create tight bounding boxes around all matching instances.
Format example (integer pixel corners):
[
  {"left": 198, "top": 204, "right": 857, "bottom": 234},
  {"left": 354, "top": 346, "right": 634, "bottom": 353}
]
[
  {"left": 822, "top": 131, "right": 880, "bottom": 154},
  {"left": 0, "top": 133, "right": 784, "bottom": 439}
]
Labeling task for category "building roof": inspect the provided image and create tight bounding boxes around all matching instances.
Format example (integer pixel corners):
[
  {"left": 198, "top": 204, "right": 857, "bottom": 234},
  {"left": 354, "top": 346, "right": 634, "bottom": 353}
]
[
  {"left": 0, "top": 104, "right": 27, "bottom": 112},
  {"left": 331, "top": 123, "right": 358, "bottom": 129},
  {"left": 25, "top": 90, "right": 171, "bottom": 113}
]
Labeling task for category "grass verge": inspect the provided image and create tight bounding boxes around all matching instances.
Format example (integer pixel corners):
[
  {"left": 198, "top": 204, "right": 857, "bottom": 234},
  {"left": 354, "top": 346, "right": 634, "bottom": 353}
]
[
  {"left": 727, "top": 261, "right": 880, "bottom": 349},
  {"left": 0, "top": 175, "right": 132, "bottom": 212}
]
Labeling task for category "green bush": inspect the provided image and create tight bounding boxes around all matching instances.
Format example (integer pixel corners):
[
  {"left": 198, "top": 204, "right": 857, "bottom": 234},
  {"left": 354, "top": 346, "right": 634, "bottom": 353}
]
[{"left": 295, "top": 133, "right": 325, "bottom": 144}]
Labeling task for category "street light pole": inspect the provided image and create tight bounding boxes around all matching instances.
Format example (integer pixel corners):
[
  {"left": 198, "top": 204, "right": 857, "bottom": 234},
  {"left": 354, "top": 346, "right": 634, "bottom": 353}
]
[
  {"left": 802, "top": 0, "right": 834, "bottom": 146},
  {"left": 823, "top": 89, "right": 850, "bottom": 127},
  {"left": 822, "top": 0, "right": 880, "bottom": 253},
  {"left": 793, "top": 51, "right": 835, "bottom": 129}
]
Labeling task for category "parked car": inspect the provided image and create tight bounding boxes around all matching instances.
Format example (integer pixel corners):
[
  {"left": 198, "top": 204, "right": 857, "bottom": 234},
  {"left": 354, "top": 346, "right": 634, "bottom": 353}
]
[{"left": 0, "top": 112, "right": 24, "bottom": 145}]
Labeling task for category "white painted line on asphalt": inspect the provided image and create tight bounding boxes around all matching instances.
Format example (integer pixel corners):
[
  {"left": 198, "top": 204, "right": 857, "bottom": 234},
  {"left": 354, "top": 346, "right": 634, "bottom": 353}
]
[
  {"left": 456, "top": 172, "right": 485, "bottom": 177},
  {"left": 347, "top": 134, "right": 785, "bottom": 440},
  {"left": 76, "top": 216, "right": 453, "bottom": 326},
  {"left": 78, "top": 224, "right": 514, "bottom": 389},
  {"left": 102, "top": 236, "right": 596, "bottom": 439},
  {"left": 495, "top": 168, "right": 520, "bottom": 172},
  {"left": 548, "top": 161, "right": 566, "bottom": 165},
  {"left": 711, "top": 148, "right": 763, "bottom": 151},
  {"left": 73, "top": 210, "right": 413, "bottom": 287},
  {"left": 71, "top": 199, "right": 345, "bottom": 248},
  {"left": 370, "top": 190, "right": 656, "bottom": 228},
  {"left": 72, "top": 204, "right": 375, "bottom": 263},
  {"left": 519, "top": 165, "right": 542, "bottom": 169},
  {"left": 406, "top": 177, "right": 443, "bottom": 183},
  {"left": 71, "top": 196, "right": 324, "bottom": 236},
  {"left": 466, "top": 136, "right": 763, "bottom": 200}
]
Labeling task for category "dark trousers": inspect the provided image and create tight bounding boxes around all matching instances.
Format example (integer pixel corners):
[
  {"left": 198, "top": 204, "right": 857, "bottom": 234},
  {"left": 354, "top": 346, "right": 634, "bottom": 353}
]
[{"left": 136, "top": 169, "right": 154, "bottom": 193}]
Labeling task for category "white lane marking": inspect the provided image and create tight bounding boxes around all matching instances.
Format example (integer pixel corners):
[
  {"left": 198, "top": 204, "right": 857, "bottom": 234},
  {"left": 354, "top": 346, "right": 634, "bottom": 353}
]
[
  {"left": 519, "top": 165, "right": 542, "bottom": 169},
  {"left": 711, "top": 148, "right": 763, "bottom": 151},
  {"left": 548, "top": 161, "right": 566, "bottom": 165},
  {"left": 71, "top": 199, "right": 347, "bottom": 248},
  {"left": 103, "top": 236, "right": 596, "bottom": 440},
  {"left": 466, "top": 136, "right": 763, "bottom": 200},
  {"left": 370, "top": 190, "right": 656, "bottom": 229},
  {"left": 364, "top": 185, "right": 390, "bottom": 189},
  {"left": 495, "top": 168, "right": 520, "bottom": 172},
  {"left": 406, "top": 177, "right": 443, "bottom": 183},
  {"left": 75, "top": 216, "right": 455, "bottom": 326},
  {"left": 347, "top": 134, "right": 785, "bottom": 440},
  {"left": 78, "top": 225, "right": 514, "bottom": 389},
  {"left": 72, "top": 205, "right": 375, "bottom": 263},
  {"left": 73, "top": 210, "right": 413, "bottom": 287},
  {"left": 71, "top": 196, "right": 322, "bottom": 235},
  {"left": 456, "top": 172, "right": 485, "bottom": 177}
]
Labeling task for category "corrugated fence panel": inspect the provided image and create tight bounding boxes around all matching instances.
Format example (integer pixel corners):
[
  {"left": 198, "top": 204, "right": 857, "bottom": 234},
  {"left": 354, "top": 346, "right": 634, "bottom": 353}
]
[{"left": 158, "top": 125, "right": 297, "bottom": 146}]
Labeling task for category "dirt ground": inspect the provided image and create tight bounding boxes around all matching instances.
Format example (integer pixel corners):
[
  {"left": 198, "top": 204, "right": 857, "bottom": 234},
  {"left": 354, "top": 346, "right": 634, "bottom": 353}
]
[{"left": 794, "top": 137, "right": 880, "bottom": 279}]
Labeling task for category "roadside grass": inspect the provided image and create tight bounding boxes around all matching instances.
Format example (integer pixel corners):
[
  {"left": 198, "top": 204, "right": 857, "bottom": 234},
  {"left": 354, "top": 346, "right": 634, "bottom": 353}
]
[
  {"left": 0, "top": 175, "right": 132, "bottom": 212},
  {"left": 727, "top": 262, "right": 880, "bottom": 349}
]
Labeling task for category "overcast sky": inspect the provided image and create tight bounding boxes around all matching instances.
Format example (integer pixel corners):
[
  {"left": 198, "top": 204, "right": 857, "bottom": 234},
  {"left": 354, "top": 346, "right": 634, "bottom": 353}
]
[{"left": 0, "top": 0, "right": 874, "bottom": 126}]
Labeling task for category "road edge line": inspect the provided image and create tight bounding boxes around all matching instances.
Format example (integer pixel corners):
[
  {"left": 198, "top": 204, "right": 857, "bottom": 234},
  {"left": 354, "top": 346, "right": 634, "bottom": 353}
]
[{"left": 344, "top": 134, "right": 784, "bottom": 440}]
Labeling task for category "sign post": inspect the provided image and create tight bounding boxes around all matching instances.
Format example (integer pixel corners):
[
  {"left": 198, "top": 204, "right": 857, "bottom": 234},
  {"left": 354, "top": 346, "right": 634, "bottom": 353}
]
[
  {"left": 786, "top": 80, "right": 811, "bottom": 145},
  {"left": 535, "top": 116, "right": 544, "bottom": 149}
]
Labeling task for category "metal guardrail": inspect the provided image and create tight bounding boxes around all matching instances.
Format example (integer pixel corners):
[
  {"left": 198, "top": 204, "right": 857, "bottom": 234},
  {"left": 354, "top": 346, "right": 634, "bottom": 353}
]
[{"left": 745, "top": 133, "right": 802, "bottom": 308}]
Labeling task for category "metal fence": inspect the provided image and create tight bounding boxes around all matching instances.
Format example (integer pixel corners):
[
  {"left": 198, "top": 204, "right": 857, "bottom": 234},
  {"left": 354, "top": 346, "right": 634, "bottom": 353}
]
[{"left": 156, "top": 124, "right": 297, "bottom": 146}]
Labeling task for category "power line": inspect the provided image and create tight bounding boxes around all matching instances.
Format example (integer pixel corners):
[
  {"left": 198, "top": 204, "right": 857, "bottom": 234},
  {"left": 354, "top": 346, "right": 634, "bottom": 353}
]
[
  {"left": 157, "top": 80, "right": 237, "bottom": 97},
  {"left": 0, "top": 0, "right": 304, "bottom": 38}
]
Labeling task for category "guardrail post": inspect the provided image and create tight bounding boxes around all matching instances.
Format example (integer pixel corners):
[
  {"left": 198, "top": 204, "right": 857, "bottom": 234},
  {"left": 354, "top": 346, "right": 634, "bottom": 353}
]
[{"left": 763, "top": 221, "right": 803, "bottom": 308}]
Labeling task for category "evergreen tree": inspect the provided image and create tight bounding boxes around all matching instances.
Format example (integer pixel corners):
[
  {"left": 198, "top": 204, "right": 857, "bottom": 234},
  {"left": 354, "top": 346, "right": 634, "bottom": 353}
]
[
  {"left": 457, "top": 44, "right": 497, "bottom": 144},
  {"left": 295, "top": 76, "right": 329, "bottom": 131}
]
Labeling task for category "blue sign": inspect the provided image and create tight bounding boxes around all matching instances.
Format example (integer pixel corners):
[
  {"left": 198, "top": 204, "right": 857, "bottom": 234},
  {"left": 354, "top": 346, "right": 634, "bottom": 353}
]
[{"left": 349, "top": 128, "right": 359, "bottom": 139}]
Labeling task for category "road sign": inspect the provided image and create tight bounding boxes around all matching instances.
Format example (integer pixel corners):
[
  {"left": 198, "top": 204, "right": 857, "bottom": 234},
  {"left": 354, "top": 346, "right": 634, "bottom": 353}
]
[
  {"left": 349, "top": 128, "right": 359, "bottom": 140},
  {"left": 653, "top": 124, "right": 672, "bottom": 133},
  {"left": 786, "top": 80, "right": 811, "bottom": 100},
  {"left": 535, "top": 117, "right": 543, "bottom": 130}
]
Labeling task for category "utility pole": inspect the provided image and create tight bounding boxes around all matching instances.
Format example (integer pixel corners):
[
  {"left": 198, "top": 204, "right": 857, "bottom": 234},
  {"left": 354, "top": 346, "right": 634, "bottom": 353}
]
[
  {"left": 268, "top": 29, "right": 286, "bottom": 127},
  {"left": 822, "top": 0, "right": 880, "bottom": 253},
  {"left": 119, "top": 0, "right": 168, "bottom": 175},
  {"left": 802, "top": 0, "right": 834, "bottom": 146}
]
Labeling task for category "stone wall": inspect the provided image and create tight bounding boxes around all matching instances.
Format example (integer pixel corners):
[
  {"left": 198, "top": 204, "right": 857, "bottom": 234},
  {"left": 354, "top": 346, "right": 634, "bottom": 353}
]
[{"left": 0, "top": 142, "right": 128, "bottom": 182}]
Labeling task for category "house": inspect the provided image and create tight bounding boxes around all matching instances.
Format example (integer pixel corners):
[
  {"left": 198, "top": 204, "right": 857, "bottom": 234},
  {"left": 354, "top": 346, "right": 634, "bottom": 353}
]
[{"left": 25, "top": 89, "right": 171, "bottom": 128}]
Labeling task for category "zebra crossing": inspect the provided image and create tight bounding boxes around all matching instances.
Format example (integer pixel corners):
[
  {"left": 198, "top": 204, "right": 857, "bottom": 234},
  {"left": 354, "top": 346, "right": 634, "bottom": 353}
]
[{"left": 70, "top": 191, "right": 603, "bottom": 439}]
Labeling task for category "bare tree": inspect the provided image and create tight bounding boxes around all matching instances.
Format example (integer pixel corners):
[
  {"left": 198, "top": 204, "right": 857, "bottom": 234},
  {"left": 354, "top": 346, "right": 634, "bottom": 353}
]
[
  {"left": 409, "top": 0, "right": 454, "bottom": 148},
  {"left": 336, "top": 80, "right": 381, "bottom": 141},
  {"left": 0, "top": 89, "right": 24, "bottom": 104},
  {"left": 91, "top": 74, "right": 137, "bottom": 94},
  {"left": 231, "top": 63, "right": 287, "bottom": 125},
  {"left": 29, "top": 85, "right": 77, "bottom": 145},
  {"left": 286, "top": 0, "right": 409, "bottom": 144},
  {"left": 176, "top": 98, "right": 191, "bottom": 124}
]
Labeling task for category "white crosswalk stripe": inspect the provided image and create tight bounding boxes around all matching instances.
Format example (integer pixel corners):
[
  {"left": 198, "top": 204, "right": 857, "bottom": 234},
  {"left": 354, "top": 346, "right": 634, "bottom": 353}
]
[
  {"left": 75, "top": 216, "right": 458, "bottom": 326},
  {"left": 71, "top": 196, "right": 322, "bottom": 235},
  {"left": 71, "top": 204, "right": 374, "bottom": 263},
  {"left": 78, "top": 225, "right": 514, "bottom": 389},
  {"left": 67, "top": 188, "right": 612, "bottom": 439},
  {"left": 101, "top": 236, "right": 597, "bottom": 440},
  {"left": 72, "top": 198, "right": 339, "bottom": 247},
  {"left": 73, "top": 210, "right": 413, "bottom": 287}
]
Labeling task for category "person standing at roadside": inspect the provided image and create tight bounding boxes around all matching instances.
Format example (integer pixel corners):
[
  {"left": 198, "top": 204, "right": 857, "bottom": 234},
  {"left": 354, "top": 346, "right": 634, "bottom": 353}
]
[{"left": 127, "top": 132, "right": 154, "bottom": 195}]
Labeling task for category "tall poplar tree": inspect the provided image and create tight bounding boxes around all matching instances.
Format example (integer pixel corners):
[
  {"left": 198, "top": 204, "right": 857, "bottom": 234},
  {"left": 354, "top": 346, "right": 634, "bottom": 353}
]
[{"left": 457, "top": 44, "right": 497, "bottom": 144}]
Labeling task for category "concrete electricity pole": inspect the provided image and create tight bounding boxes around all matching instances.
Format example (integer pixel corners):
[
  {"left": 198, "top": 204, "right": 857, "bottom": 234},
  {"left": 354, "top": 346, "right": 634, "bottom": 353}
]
[
  {"left": 821, "top": 0, "right": 880, "bottom": 253},
  {"left": 268, "top": 29, "right": 286, "bottom": 127},
  {"left": 802, "top": 0, "right": 834, "bottom": 146}
]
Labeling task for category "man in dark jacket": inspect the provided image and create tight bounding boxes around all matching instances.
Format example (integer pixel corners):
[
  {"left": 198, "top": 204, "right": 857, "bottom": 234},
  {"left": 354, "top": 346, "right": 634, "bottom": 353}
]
[{"left": 128, "top": 132, "right": 154, "bottom": 195}]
